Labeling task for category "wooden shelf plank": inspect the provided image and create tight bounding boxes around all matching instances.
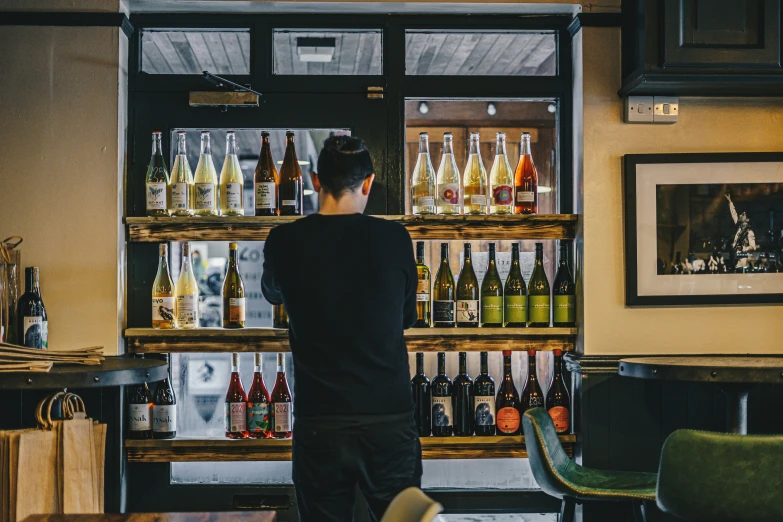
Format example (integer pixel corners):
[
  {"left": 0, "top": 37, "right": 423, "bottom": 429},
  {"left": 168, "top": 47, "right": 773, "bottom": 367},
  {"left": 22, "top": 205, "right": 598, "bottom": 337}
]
[
  {"left": 126, "top": 214, "right": 578, "bottom": 242},
  {"left": 125, "top": 435, "right": 576, "bottom": 462},
  {"left": 125, "top": 327, "right": 577, "bottom": 353}
]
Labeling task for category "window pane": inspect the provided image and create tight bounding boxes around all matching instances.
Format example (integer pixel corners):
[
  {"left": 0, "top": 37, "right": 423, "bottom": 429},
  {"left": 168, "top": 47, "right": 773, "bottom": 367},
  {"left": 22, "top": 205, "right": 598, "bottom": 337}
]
[
  {"left": 405, "top": 31, "right": 556, "bottom": 76},
  {"left": 141, "top": 29, "right": 250, "bottom": 75},
  {"left": 273, "top": 30, "right": 382, "bottom": 75}
]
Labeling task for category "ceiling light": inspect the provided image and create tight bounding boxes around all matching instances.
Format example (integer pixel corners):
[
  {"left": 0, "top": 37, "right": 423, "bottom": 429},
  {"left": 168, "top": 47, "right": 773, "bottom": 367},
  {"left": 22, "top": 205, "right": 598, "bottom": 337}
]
[
  {"left": 538, "top": 186, "right": 553, "bottom": 194},
  {"left": 418, "top": 101, "right": 429, "bottom": 114},
  {"left": 303, "top": 189, "right": 315, "bottom": 196},
  {"left": 296, "top": 37, "right": 336, "bottom": 63},
  {"left": 547, "top": 104, "right": 557, "bottom": 113},
  {"left": 276, "top": 160, "right": 310, "bottom": 166},
  {"left": 487, "top": 103, "right": 497, "bottom": 116}
]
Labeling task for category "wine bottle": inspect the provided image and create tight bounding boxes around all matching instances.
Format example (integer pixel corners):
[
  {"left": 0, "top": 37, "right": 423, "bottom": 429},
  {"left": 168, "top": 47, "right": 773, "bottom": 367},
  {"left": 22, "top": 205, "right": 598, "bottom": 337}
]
[
  {"left": 453, "top": 352, "right": 474, "bottom": 437},
  {"left": 432, "top": 243, "right": 455, "bottom": 328},
  {"left": 254, "top": 131, "right": 279, "bottom": 216},
  {"left": 194, "top": 131, "right": 218, "bottom": 217},
  {"left": 553, "top": 241, "right": 576, "bottom": 327},
  {"left": 473, "top": 351, "right": 496, "bottom": 436},
  {"left": 496, "top": 350, "right": 521, "bottom": 435},
  {"left": 489, "top": 132, "right": 514, "bottom": 215},
  {"left": 270, "top": 353, "right": 293, "bottom": 439},
  {"left": 222, "top": 242, "right": 245, "bottom": 329},
  {"left": 247, "top": 353, "right": 271, "bottom": 439},
  {"left": 273, "top": 303, "right": 289, "bottom": 328},
  {"left": 514, "top": 132, "right": 538, "bottom": 214},
  {"left": 456, "top": 243, "right": 479, "bottom": 327},
  {"left": 127, "top": 354, "right": 153, "bottom": 440},
  {"left": 528, "top": 243, "right": 551, "bottom": 327},
  {"left": 504, "top": 244, "right": 527, "bottom": 327},
  {"left": 175, "top": 243, "right": 199, "bottom": 329},
  {"left": 219, "top": 131, "right": 244, "bottom": 217},
  {"left": 411, "top": 353, "right": 431, "bottom": 437},
  {"left": 411, "top": 132, "right": 436, "bottom": 215},
  {"left": 279, "top": 131, "right": 303, "bottom": 216},
  {"left": 152, "top": 354, "right": 177, "bottom": 439},
  {"left": 170, "top": 131, "right": 195, "bottom": 217},
  {"left": 520, "top": 350, "right": 544, "bottom": 413},
  {"left": 415, "top": 241, "right": 431, "bottom": 327},
  {"left": 145, "top": 131, "right": 170, "bottom": 217},
  {"left": 431, "top": 352, "right": 453, "bottom": 436},
  {"left": 17, "top": 267, "right": 47, "bottom": 349},
  {"left": 152, "top": 244, "right": 175, "bottom": 330},
  {"left": 463, "top": 132, "right": 488, "bottom": 215},
  {"left": 225, "top": 352, "right": 248, "bottom": 439},
  {"left": 481, "top": 243, "right": 503, "bottom": 327},
  {"left": 436, "top": 132, "right": 461, "bottom": 215},
  {"left": 546, "top": 349, "right": 571, "bottom": 434}
]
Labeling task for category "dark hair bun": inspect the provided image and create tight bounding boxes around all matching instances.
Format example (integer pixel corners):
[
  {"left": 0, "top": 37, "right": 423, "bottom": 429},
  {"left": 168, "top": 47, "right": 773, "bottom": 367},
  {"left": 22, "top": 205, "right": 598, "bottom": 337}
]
[{"left": 317, "top": 136, "right": 374, "bottom": 196}]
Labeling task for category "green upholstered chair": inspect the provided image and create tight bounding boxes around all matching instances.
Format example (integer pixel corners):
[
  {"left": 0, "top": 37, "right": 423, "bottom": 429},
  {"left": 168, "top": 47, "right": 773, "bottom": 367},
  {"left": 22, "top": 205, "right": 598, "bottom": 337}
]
[
  {"left": 657, "top": 429, "right": 783, "bottom": 522},
  {"left": 522, "top": 408, "right": 657, "bottom": 522}
]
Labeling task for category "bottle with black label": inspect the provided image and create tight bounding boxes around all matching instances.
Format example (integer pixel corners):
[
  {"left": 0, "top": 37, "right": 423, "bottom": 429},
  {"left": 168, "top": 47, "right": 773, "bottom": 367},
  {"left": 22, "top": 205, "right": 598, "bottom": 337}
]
[
  {"left": 452, "top": 352, "right": 474, "bottom": 436},
  {"left": 128, "top": 354, "right": 153, "bottom": 440},
  {"left": 18, "top": 266, "right": 47, "bottom": 349},
  {"left": 432, "top": 243, "right": 455, "bottom": 327},
  {"left": 153, "top": 354, "right": 177, "bottom": 439},
  {"left": 456, "top": 244, "right": 479, "bottom": 327},
  {"left": 473, "top": 351, "right": 496, "bottom": 436},
  {"left": 411, "top": 353, "right": 431, "bottom": 436},
  {"left": 520, "top": 350, "right": 545, "bottom": 413},
  {"left": 271, "top": 353, "right": 293, "bottom": 439},
  {"left": 431, "top": 352, "right": 453, "bottom": 436},
  {"left": 414, "top": 241, "right": 431, "bottom": 327}
]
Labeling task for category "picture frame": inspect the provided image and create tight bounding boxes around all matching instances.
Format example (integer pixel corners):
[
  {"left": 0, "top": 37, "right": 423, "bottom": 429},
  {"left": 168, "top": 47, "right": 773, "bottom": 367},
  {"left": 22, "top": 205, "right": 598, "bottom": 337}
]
[{"left": 624, "top": 152, "right": 783, "bottom": 306}]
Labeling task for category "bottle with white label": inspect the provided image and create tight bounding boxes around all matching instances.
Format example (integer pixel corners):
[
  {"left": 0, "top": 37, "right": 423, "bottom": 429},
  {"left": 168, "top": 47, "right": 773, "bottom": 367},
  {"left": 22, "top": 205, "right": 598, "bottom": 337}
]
[
  {"left": 220, "top": 131, "right": 244, "bottom": 217},
  {"left": 145, "top": 131, "right": 170, "bottom": 217},
  {"left": 414, "top": 241, "right": 431, "bottom": 327},
  {"left": 225, "top": 352, "right": 248, "bottom": 438},
  {"left": 175, "top": 243, "right": 199, "bottom": 329},
  {"left": 170, "top": 131, "right": 194, "bottom": 216},
  {"left": 194, "top": 131, "right": 218, "bottom": 216},
  {"left": 254, "top": 132, "right": 278, "bottom": 216},
  {"left": 489, "top": 132, "right": 514, "bottom": 215},
  {"left": 128, "top": 355, "right": 153, "bottom": 440},
  {"left": 270, "top": 353, "right": 293, "bottom": 439},
  {"left": 411, "top": 132, "right": 436, "bottom": 215},
  {"left": 436, "top": 132, "right": 461, "bottom": 215},
  {"left": 456, "top": 243, "right": 479, "bottom": 327},
  {"left": 431, "top": 352, "right": 453, "bottom": 436},
  {"left": 152, "top": 244, "right": 175, "bottom": 329},
  {"left": 153, "top": 354, "right": 177, "bottom": 439},
  {"left": 463, "top": 132, "right": 488, "bottom": 215},
  {"left": 17, "top": 266, "right": 47, "bottom": 350},
  {"left": 222, "top": 242, "right": 245, "bottom": 328}
]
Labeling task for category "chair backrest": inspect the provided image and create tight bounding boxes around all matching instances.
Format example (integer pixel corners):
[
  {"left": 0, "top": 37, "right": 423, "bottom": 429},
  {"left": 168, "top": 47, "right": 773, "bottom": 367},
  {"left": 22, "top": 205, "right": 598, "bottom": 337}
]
[
  {"left": 522, "top": 407, "right": 574, "bottom": 499},
  {"left": 380, "top": 487, "right": 443, "bottom": 522},
  {"left": 657, "top": 430, "right": 783, "bottom": 522}
]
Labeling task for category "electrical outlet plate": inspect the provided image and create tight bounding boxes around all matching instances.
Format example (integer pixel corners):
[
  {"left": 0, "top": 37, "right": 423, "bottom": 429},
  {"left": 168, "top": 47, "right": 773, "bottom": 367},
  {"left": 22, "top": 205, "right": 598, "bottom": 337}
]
[
  {"left": 625, "top": 96, "right": 654, "bottom": 123},
  {"left": 653, "top": 96, "right": 679, "bottom": 123}
]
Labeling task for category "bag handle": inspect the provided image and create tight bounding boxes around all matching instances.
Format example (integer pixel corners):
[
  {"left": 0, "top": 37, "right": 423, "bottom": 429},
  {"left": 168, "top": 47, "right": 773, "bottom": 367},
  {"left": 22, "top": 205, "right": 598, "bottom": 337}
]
[
  {"left": 0, "top": 236, "right": 22, "bottom": 264},
  {"left": 35, "top": 391, "right": 87, "bottom": 429}
]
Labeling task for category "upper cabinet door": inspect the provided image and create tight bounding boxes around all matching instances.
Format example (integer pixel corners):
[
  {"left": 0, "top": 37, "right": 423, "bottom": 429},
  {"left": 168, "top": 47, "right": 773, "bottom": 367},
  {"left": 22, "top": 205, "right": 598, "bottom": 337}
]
[{"left": 662, "top": 0, "right": 781, "bottom": 69}]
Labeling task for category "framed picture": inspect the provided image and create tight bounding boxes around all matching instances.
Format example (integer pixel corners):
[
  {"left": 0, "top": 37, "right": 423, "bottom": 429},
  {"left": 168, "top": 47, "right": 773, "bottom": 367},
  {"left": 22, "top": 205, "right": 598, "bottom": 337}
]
[{"left": 624, "top": 152, "right": 783, "bottom": 306}]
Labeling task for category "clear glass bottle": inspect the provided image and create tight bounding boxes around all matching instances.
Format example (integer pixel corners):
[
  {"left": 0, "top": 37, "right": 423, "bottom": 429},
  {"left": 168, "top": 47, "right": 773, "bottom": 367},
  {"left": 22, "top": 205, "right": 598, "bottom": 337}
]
[
  {"left": 170, "top": 131, "right": 194, "bottom": 217},
  {"left": 514, "top": 132, "right": 538, "bottom": 214},
  {"left": 411, "top": 132, "right": 436, "bottom": 215},
  {"left": 152, "top": 244, "right": 175, "bottom": 329},
  {"left": 220, "top": 131, "right": 244, "bottom": 217},
  {"left": 194, "top": 131, "right": 218, "bottom": 217},
  {"left": 175, "top": 243, "right": 199, "bottom": 329},
  {"left": 436, "top": 132, "right": 462, "bottom": 215},
  {"left": 463, "top": 132, "right": 488, "bottom": 215},
  {"left": 489, "top": 132, "right": 514, "bottom": 215},
  {"left": 145, "top": 131, "right": 170, "bottom": 217}
]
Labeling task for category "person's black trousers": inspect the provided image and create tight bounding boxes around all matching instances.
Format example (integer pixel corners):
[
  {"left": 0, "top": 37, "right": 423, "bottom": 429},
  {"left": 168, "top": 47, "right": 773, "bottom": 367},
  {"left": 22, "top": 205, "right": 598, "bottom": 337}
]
[{"left": 292, "top": 413, "right": 423, "bottom": 522}]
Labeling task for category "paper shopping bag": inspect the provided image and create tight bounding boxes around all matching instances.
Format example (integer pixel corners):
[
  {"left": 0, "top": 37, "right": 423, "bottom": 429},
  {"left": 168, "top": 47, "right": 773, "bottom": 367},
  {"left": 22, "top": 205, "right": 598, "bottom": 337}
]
[
  {"left": 60, "top": 418, "right": 98, "bottom": 514},
  {"left": 14, "top": 429, "right": 59, "bottom": 522}
]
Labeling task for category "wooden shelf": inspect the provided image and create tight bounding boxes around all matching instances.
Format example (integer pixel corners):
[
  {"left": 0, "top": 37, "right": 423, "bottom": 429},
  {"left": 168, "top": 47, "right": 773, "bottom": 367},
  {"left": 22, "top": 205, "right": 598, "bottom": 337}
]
[
  {"left": 125, "top": 327, "right": 577, "bottom": 353},
  {"left": 125, "top": 434, "right": 576, "bottom": 462},
  {"left": 125, "top": 214, "right": 578, "bottom": 242}
]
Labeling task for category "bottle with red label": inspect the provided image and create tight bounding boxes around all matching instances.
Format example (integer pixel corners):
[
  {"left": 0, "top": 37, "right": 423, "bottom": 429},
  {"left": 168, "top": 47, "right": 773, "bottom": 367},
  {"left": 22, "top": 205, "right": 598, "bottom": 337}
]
[
  {"left": 489, "top": 132, "right": 514, "bottom": 215},
  {"left": 520, "top": 350, "right": 545, "bottom": 413},
  {"left": 270, "top": 353, "right": 293, "bottom": 439},
  {"left": 546, "top": 349, "right": 571, "bottom": 433},
  {"left": 495, "top": 350, "right": 522, "bottom": 435},
  {"left": 225, "top": 352, "right": 248, "bottom": 439},
  {"left": 247, "top": 353, "right": 271, "bottom": 439}
]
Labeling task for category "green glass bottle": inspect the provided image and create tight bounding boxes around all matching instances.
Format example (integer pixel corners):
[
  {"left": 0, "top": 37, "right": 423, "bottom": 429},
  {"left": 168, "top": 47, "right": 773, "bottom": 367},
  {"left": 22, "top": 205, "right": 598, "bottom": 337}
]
[
  {"left": 415, "top": 241, "right": 431, "bottom": 328},
  {"left": 504, "top": 244, "right": 527, "bottom": 327},
  {"left": 528, "top": 243, "right": 551, "bottom": 327},
  {"left": 480, "top": 243, "right": 503, "bottom": 327},
  {"left": 553, "top": 241, "right": 576, "bottom": 327},
  {"left": 432, "top": 243, "right": 456, "bottom": 327},
  {"left": 456, "top": 244, "right": 479, "bottom": 327}
]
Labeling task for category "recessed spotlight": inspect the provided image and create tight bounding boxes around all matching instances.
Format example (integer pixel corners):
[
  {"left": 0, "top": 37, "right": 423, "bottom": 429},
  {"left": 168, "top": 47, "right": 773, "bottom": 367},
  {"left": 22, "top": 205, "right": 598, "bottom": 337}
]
[
  {"left": 538, "top": 186, "right": 553, "bottom": 194},
  {"left": 487, "top": 103, "right": 497, "bottom": 116},
  {"left": 547, "top": 104, "right": 557, "bottom": 114},
  {"left": 303, "top": 189, "right": 314, "bottom": 196},
  {"left": 418, "top": 101, "right": 429, "bottom": 115}
]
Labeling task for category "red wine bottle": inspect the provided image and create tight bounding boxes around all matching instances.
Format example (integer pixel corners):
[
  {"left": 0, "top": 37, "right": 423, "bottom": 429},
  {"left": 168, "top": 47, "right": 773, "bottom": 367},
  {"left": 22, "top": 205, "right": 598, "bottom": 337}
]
[
  {"left": 452, "top": 352, "right": 474, "bottom": 436},
  {"left": 247, "top": 353, "right": 271, "bottom": 439},
  {"left": 496, "top": 350, "right": 521, "bottom": 435},
  {"left": 520, "top": 350, "right": 544, "bottom": 413},
  {"left": 18, "top": 266, "right": 48, "bottom": 349},
  {"left": 270, "top": 353, "right": 293, "bottom": 439},
  {"left": 473, "top": 351, "right": 496, "bottom": 436},
  {"left": 225, "top": 353, "right": 248, "bottom": 439},
  {"left": 546, "top": 349, "right": 571, "bottom": 433},
  {"left": 152, "top": 354, "right": 177, "bottom": 439},
  {"left": 411, "top": 353, "right": 431, "bottom": 436},
  {"left": 127, "top": 354, "right": 153, "bottom": 440},
  {"left": 431, "top": 352, "right": 453, "bottom": 436}
]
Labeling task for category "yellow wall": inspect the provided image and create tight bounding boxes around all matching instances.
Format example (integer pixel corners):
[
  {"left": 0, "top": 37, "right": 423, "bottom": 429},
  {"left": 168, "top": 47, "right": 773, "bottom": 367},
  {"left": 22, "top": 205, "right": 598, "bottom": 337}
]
[
  {"left": 582, "top": 27, "right": 783, "bottom": 354},
  {"left": 0, "top": 24, "right": 126, "bottom": 354}
]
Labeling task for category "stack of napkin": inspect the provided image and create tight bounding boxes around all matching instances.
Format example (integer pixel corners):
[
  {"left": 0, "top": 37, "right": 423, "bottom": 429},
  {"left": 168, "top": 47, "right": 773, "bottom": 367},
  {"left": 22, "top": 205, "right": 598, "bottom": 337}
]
[{"left": 0, "top": 343, "right": 104, "bottom": 372}]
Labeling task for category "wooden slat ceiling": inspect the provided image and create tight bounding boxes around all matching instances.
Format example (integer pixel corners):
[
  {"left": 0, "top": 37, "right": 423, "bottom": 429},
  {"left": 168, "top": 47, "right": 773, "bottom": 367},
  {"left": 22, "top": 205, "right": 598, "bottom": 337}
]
[
  {"left": 273, "top": 31, "right": 383, "bottom": 75},
  {"left": 142, "top": 30, "right": 251, "bottom": 75}
]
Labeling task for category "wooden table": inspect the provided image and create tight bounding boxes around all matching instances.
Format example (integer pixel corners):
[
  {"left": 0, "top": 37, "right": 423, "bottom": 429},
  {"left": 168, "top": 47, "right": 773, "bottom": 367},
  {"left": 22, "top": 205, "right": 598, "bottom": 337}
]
[
  {"left": 618, "top": 356, "right": 783, "bottom": 435},
  {"left": 24, "top": 513, "right": 276, "bottom": 522}
]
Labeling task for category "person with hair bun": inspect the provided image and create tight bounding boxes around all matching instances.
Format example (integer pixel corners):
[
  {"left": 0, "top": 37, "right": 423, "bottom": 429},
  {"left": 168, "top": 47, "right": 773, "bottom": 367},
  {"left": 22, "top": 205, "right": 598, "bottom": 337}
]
[{"left": 262, "top": 136, "right": 422, "bottom": 522}]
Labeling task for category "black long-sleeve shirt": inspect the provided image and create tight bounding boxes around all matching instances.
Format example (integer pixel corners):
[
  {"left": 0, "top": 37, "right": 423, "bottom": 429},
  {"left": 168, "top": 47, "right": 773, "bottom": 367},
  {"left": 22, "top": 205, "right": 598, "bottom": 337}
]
[{"left": 261, "top": 213, "right": 418, "bottom": 419}]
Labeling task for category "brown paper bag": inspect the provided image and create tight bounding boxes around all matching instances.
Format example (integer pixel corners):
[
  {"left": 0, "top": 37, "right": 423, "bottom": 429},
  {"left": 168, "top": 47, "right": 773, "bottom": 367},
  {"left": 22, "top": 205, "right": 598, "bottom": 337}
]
[
  {"left": 92, "top": 423, "right": 106, "bottom": 512},
  {"left": 1, "top": 432, "right": 9, "bottom": 522},
  {"left": 60, "top": 418, "right": 98, "bottom": 514},
  {"left": 14, "top": 429, "right": 59, "bottom": 522},
  {"left": 8, "top": 432, "right": 20, "bottom": 522}
]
